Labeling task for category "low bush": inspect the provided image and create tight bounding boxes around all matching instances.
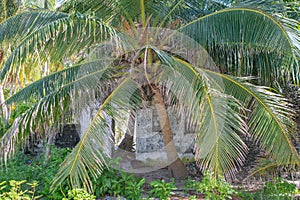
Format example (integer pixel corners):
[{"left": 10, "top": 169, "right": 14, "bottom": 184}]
[
  {"left": 148, "top": 179, "right": 177, "bottom": 200},
  {"left": 0, "top": 180, "right": 95, "bottom": 200},
  {"left": 241, "top": 178, "right": 299, "bottom": 200},
  {"left": 62, "top": 188, "right": 96, "bottom": 200},
  {"left": 0, "top": 180, "right": 41, "bottom": 199},
  {"left": 94, "top": 165, "right": 145, "bottom": 199},
  {"left": 184, "top": 171, "right": 237, "bottom": 200},
  {"left": 0, "top": 146, "right": 72, "bottom": 199}
]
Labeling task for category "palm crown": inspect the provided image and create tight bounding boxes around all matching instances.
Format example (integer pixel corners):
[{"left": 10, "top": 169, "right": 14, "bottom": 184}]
[{"left": 0, "top": 0, "right": 299, "bottom": 191}]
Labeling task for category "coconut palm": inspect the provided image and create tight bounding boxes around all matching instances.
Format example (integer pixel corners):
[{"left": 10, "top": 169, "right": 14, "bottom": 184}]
[{"left": 0, "top": 0, "right": 299, "bottom": 192}]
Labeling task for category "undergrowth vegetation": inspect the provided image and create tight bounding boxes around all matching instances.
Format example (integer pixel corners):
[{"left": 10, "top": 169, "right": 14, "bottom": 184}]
[
  {"left": 0, "top": 146, "right": 71, "bottom": 199},
  {"left": 148, "top": 179, "right": 177, "bottom": 199},
  {"left": 94, "top": 166, "right": 145, "bottom": 199},
  {"left": 0, "top": 148, "right": 298, "bottom": 199},
  {"left": 184, "top": 171, "right": 238, "bottom": 200},
  {"left": 241, "top": 178, "right": 299, "bottom": 200}
]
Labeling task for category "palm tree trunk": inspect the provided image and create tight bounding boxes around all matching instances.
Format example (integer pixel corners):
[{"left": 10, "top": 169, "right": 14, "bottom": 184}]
[{"left": 152, "top": 86, "right": 188, "bottom": 179}]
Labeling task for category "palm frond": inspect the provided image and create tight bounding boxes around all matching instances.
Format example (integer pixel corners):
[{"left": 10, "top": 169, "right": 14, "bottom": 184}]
[
  {"left": 58, "top": 0, "right": 144, "bottom": 25},
  {"left": 0, "top": 10, "right": 119, "bottom": 81},
  {"left": 0, "top": 58, "right": 126, "bottom": 167},
  {"left": 195, "top": 87, "right": 248, "bottom": 177},
  {"left": 0, "top": 91, "right": 71, "bottom": 164},
  {"left": 0, "top": 116, "right": 21, "bottom": 165},
  {"left": 202, "top": 70, "right": 300, "bottom": 166},
  {"left": 0, "top": 11, "right": 68, "bottom": 44},
  {"left": 147, "top": 0, "right": 233, "bottom": 27},
  {"left": 179, "top": 8, "right": 299, "bottom": 86},
  {"left": 245, "top": 159, "right": 297, "bottom": 180},
  {"left": 276, "top": 15, "right": 300, "bottom": 84},
  {"left": 151, "top": 47, "right": 248, "bottom": 177},
  {"left": 0, "top": 0, "right": 18, "bottom": 21},
  {"left": 151, "top": 46, "right": 299, "bottom": 176},
  {"left": 152, "top": 0, "right": 205, "bottom": 26},
  {"left": 58, "top": 0, "right": 230, "bottom": 27},
  {"left": 234, "top": 0, "right": 286, "bottom": 14},
  {"left": 51, "top": 77, "right": 141, "bottom": 192},
  {"left": 5, "top": 58, "right": 122, "bottom": 104},
  {"left": 177, "top": 60, "right": 248, "bottom": 177}
]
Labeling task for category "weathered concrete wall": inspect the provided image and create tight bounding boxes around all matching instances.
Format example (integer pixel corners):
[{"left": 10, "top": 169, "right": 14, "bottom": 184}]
[
  {"left": 135, "top": 106, "right": 195, "bottom": 163},
  {"left": 79, "top": 104, "right": 113, "bottom": 156},
  {"left": 77, "top": 103, "right": 196, "bottom": 165}
]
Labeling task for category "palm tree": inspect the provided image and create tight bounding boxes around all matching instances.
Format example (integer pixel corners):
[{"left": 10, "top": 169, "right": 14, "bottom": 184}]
[{"left": 0, "top": 0, "right": 299, "bottom": 191}]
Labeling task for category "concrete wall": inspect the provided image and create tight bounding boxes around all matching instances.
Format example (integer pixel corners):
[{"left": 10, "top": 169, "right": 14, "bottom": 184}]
[
  {"left": 135, "top": 106, "right": 195, "bottom": 163},
  {"left": 77, "top": 104, "right": 196, "bottom": 165}
]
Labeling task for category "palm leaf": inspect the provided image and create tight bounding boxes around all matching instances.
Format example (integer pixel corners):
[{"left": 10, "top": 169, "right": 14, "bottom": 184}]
[
  {"left": 176, "top": 59, "right": 248, "bottom": 177},
  {"left": 51, "top": 77, "right": 141, "bottom": 192},
  {"left": 5, "top": 58, "right": 122, "bottom": 104},
  {"left": 276, "top": 15, "right": 300, "bottom": 83},
  {"left": 195, "top": 88, "right": 248, "bottom": 177},
  {"left": 151, "top": 47, "right": 248, "bottom": 177},
  {"left": 58, "top": 0, "right": 146, "bottom": 25},
  {"left": 0, "top": 59, "right": 126, "bottom": 165},
  {"left": 202, "top": 70, "right": 300, "bottom": 166},
  {"left": 0, "top": 10, "right": 119, "bottom": 81},
  {"left": 179, "top": 8, "right": 299, "bottom": 86},
  {"left": 234, "top": 0, "right": 286, "bottom": 14},
  {"left": 0, "top": 11, "right": 69, "bottom": 44},
  {"left": 151, "top": 46, "right": 299, "bottom": 176},
  {"left": 0, "top": 0, "right": 18, "bottom": 21},
  {"left": 245, "top": 159, "right": 297, "bottom": 180}
]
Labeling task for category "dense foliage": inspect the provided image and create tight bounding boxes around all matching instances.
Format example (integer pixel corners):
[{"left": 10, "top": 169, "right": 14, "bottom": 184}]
[
  {"left": 0, "top": 0, "right": 299, "bottom": 193},
  {"left": 0, "top": 147, "right": 71, "bottom": 199}
]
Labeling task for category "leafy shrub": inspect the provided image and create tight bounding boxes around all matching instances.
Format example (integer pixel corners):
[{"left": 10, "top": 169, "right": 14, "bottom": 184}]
[
  {"left": 263, "top": 178, "right": 298, "bottom": 198},
  {"left": 38, "top": 147, "right": 72, "bottom": 199},
  {"left": 184, "top": 178, "right": 200, "bottom": 193},
  {"left": 189, "top": 195, "right": 197, "bottom": 200},
  {"left": 121, "top": 171, "right": 145, "bottom": 199},
  {"left": 241, "top": 178, "right": 299, "bottom": 200},
  {"left": 148, "top": 179, "right": 177, "bottom": 200},
  {"left": 62, "top": 188, "right": 96, "bottom": 200},
  {"left": 0, "top": 146, "right": 71, "bottom": 199},
  {"left": 94, "top": 166, "right": 145, "bottom": 199},
  {"left": 0, "top": 180, "right": 41, "bottom": 199},
  {"left": 184, "top": 171, "right": 237, "bottom": 200},
  {"left": 240, "top": 190, "right": 264, "bottom": 200}
]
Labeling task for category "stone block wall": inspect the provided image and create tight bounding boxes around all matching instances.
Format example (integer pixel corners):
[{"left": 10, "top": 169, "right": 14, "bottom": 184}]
[{"left": 135, "top": 106, "right": 196, "bottom": 163}]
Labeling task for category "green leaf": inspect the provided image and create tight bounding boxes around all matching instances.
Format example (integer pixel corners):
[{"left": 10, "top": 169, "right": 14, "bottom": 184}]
[
  {"left": 51, "top": 78, "right": 141, "bottom": 192},
  {"left": 179, "top": 8, "right": 299, "bottom": 85}
]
